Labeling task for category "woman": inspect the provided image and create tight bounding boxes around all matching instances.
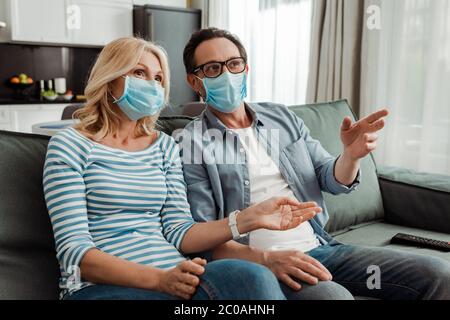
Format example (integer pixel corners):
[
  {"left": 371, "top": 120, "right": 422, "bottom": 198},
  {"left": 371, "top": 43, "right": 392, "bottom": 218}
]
[{"left": 43, "top": 37, "right": 322, "bottom": 300}]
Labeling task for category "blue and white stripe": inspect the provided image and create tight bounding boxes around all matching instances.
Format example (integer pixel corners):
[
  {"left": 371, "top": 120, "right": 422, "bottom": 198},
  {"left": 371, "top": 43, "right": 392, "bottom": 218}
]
[{"left": 43, "top": 127, "right": 195, "bottom": 298}]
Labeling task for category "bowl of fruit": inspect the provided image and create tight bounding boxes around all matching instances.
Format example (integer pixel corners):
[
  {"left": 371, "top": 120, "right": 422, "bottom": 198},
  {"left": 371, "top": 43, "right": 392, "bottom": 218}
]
[
  {"left": 42, "top": 89, "right": 58, "bottom": 101},
  {"left": 8, "top": 73, "right": 34, "bottom": 89},
  {"left": 63, "top": 90, "right": 74, "bottom": 101},
  {"left": 6, "top": 74, "right": 34, "bottom": 99}
]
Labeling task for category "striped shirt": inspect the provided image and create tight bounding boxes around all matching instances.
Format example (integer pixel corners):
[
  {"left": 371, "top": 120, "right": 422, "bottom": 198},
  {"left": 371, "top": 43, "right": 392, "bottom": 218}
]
[{"left": 43, "top": 127, "right": 195, "bottom": 298}]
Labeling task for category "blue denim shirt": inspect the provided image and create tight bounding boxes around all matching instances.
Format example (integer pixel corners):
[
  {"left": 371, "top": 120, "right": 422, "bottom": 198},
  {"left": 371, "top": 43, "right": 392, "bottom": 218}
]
[{"left": 175, "top": 102, "right": 360, "bottom": 246}]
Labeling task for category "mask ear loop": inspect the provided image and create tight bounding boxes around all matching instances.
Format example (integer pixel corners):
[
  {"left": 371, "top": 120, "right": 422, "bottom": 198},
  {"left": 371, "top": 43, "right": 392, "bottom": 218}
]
[
  {"left": 108, "top": 75, "right": 129, "bottom": 103},
  {"left": 193, "top": 74, "right": 207, "bottom": 105},
  {"left": 108, "top": 87, "right": 119, "bottom": 103}
]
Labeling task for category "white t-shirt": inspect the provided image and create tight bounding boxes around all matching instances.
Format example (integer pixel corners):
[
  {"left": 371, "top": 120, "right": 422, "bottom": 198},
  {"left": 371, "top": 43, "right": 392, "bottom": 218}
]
[{"left": 232, "top": 127, "right": 320, "bottom": 253}]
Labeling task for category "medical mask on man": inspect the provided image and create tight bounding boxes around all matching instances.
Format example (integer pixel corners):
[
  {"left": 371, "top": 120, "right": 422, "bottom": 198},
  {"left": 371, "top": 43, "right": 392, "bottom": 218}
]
[
  {"left": 199, "top": 72, "right": 247, "bottom": 113},
  {"left": 112, "top": 76, "right": 165, "bottom": 121}
]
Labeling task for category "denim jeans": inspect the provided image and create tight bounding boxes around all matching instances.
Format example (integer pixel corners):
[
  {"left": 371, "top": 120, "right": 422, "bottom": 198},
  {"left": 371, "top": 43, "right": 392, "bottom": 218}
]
[
  {"left": 282, "top": 243, "right": 450, "bottom": 300},
  {"left": 63, "top": 259, "right": 286, "bottom": 300}
]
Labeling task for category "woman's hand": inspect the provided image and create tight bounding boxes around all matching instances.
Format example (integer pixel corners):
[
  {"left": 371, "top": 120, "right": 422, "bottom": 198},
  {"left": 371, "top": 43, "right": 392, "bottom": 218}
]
[
  {"left": 239, "top": 197, "right": 322, "bottom": 232},
  {"left": 156, "top": 258, "right": 207, "bottom": 300}
]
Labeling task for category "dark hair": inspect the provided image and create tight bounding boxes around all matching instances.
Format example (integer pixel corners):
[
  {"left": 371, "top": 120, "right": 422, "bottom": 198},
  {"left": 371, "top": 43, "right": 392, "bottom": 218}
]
[{"left": 183, "top": 27, "right": 248, "bottom": 74}]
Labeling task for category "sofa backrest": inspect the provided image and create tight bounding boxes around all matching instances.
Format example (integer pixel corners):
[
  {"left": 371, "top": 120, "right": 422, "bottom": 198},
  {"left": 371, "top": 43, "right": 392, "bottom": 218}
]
[
  {"left": 0, "top": 130, "right": 59, "bottom": 299},
  {"left": 156, "top": 115, "right": 196, "bottom": 135},
  {"left": 288, "top": 100, "right": 385, "bottom": 233}
]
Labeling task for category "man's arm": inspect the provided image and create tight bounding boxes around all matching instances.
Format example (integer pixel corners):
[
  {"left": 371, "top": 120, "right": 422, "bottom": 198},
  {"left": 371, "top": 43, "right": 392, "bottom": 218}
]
[
  {"left": 288, "top": 110, "right": 361, "bottom": 195},
  {"left": 335, "top": 109, "right": 389, "bottom": 185},
  {"left": 334, "top": 153, "right": 361, "bottom": 186}
]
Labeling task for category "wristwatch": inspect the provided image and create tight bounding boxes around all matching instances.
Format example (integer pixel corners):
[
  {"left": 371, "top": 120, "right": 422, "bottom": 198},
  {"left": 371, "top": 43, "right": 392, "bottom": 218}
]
[{"left": 228, "top": 210, "right": 249, "bottom": 240}]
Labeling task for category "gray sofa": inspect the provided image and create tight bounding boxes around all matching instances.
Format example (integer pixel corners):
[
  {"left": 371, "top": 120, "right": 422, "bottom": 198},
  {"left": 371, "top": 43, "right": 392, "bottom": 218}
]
[{"left": 0, "top": 100, "right": 448, "bottom": 299}]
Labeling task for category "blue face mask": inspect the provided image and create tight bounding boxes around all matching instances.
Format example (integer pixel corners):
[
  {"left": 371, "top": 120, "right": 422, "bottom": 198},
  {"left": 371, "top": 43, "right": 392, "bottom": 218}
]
[
  {"left": 200, "top": 72, "right": 247, "bottom": 113},
  {"left": 113, "top": 76, "right": 165, "bottom": 121}
]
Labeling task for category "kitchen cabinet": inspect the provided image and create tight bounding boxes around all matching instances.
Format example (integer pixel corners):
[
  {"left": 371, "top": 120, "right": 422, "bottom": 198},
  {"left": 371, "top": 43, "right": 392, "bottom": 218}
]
[
  {"left": 69, "top": 0, "right": 134, "bottom": 46},
  {"left": 0, "top": 103, "right": 75, "bottom": 134},
  {"left": 1, "top": 0, "right": 133, "bottom": 46},
  {"left": 0, "top": 106, "right": 11, "bottom": 124},
  {"left": 0, "top": 1, "right": 11, "bottom": 43},
  {"left": 0, "top": 123, "right": 13, "bottom": 131},
  {"left": 10, "top": 0, "right": 69, "bottom": 44}
]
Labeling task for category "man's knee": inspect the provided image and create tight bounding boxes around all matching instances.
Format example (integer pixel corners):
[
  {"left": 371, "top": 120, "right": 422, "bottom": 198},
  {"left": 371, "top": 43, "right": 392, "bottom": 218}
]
[
  {"left": 282, "top": 280, "right": 354, "bottom": 300},
  {"left": 205, "top": 259, "right": 285, "bottom": 299},
  {"left": 225, "top": 260, "right": 280, "bottom": 289},
  {"left": 415, "top": 256, "right": 450, "bottom": 299}
]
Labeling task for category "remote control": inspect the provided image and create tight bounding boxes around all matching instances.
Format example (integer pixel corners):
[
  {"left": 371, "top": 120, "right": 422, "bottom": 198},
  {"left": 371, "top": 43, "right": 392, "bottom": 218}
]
[{"left": 390, "top": 233, "right": 450, "bottom": 252}]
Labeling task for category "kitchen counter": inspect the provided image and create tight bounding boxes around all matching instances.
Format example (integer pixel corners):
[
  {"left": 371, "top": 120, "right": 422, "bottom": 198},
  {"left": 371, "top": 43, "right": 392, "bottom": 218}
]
[
  {"left": 0, "top": 102, "right": 82, "bottom": 133},
  {"left": 0, "top": 98, "right": 86, "bottom": 105}
]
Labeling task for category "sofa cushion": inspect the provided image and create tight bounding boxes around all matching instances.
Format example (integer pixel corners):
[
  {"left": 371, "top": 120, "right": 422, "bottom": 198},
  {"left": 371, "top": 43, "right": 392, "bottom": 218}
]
[
  {"left": 0, "top": 130, "right": 59, "bottom": 299},
  {"left": 332, "top": 222, "right": 450, "bottom": 263},
  {"left": 288, "top": 100, "right": 385, "bottom": 233}
]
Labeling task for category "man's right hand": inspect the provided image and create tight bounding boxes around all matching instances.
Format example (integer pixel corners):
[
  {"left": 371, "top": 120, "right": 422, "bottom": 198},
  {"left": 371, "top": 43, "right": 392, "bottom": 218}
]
[{"left": 262, "top": 250, "right": 332, "bottom": 290}]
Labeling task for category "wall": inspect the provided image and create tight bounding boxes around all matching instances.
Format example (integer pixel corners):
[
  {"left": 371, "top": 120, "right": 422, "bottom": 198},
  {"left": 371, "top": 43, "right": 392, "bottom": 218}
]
[{"left": 189, "top": 0, "right": 208, "bottom": 28}]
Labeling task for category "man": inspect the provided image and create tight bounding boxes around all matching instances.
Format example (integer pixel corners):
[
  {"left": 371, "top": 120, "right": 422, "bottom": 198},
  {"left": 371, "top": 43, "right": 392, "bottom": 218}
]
[{"left": 176, "top": 27, "right": 450, "bottom": 300}]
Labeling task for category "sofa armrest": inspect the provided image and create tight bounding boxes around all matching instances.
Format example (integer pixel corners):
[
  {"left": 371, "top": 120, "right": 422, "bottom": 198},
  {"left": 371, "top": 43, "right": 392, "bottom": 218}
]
[{"left": 377, "top": 166, "right": 450, "bottom": 234}]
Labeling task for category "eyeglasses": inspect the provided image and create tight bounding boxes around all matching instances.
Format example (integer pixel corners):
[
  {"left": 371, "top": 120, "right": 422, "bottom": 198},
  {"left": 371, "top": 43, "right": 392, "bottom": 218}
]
[{"left": 194, "top": 57, "right": 247, "bottom": 79}]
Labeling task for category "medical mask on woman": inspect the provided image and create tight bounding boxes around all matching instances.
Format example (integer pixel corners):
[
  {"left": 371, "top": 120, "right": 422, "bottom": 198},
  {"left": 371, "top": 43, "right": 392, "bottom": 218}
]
[
  {"left": 200, "top": 72, "right": 247, "bottom": 113},
  {"left": 112, "top": 76, "right": 165, "bottom": 121}
]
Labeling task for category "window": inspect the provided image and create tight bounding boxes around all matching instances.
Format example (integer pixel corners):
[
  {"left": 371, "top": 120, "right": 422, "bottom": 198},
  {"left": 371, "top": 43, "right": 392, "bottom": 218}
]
[
  {"left": 363, "top": 0, "right": 450, "bottom": 175},
  {"left": 209, "top": 0, "right": 313, "bottom": 105}
]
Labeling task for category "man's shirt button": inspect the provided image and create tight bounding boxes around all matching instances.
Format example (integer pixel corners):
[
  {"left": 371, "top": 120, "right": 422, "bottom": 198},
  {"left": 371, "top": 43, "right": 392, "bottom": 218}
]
[{"left": 244, "top": 180, "right": 250, "bottom": 186}]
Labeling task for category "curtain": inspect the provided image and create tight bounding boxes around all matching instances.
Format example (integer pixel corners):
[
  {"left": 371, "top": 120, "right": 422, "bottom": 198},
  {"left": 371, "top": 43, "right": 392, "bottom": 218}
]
[
  {"left": 361, "top": 0, "right": 450, "bottom": 175},
  {"left": 205, "top": 0, "right": 229, "bottom": 29},
  {"left": 207, "top": 0, "right": 313, "bottom": 106},
  {"left": 306, "top": 0, "right": 366, "bottom": 116}
]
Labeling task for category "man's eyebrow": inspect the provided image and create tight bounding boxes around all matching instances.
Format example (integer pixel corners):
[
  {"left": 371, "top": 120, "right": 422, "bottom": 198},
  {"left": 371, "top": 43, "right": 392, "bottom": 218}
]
[{"left": 198, "top": 56, "right": 242, "bottom": 66}]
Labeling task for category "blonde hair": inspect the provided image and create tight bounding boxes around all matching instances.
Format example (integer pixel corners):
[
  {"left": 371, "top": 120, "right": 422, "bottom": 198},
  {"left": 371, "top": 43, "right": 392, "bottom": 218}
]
[{"left": 74, "top": 37, "right": 170, "bottom": 140}]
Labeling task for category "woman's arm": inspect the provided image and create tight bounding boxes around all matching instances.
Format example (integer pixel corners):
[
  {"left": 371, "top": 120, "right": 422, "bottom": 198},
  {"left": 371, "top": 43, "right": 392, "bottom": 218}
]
[
  {"left": 79, "top": 249, "right": 207, "bottom": 299},
  {"left": 180, "top": 198, "right": 322, "bottom": 254},
  {"left": 79, "top": 248, "right": 162, "bottom": 289}
]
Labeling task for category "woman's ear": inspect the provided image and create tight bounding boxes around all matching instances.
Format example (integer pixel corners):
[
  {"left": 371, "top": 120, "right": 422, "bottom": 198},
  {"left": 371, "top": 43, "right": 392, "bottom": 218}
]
[{"left": 110, "top": 77, "right": 126, "bottom": 100}]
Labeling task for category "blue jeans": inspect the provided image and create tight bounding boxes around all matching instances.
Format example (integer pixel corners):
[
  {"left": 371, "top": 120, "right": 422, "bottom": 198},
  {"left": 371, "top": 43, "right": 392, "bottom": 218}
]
[
  {"left": 282, "top": 243, "right": 450, "bottom": 300},
  {"left": 63, "top": 259, "right": 286, "bottom": 300}
]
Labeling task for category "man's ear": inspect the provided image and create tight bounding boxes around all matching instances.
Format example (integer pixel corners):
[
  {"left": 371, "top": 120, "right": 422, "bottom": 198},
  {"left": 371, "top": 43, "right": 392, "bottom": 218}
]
[
  {"left": 186, "top": 74, "right": 197, "bottom": 90},
  {"left": 187, "top": 74, "right": 205, "bottom": 99}
]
